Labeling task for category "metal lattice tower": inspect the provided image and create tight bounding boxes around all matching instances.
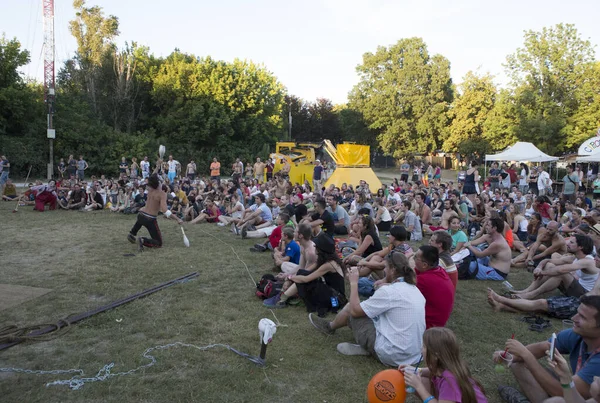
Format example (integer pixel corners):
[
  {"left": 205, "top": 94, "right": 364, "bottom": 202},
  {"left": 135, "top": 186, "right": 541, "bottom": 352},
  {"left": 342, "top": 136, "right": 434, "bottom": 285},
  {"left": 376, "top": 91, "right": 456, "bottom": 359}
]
[{"left": 43, "top": 0, "right": 56, "bottom": 179}]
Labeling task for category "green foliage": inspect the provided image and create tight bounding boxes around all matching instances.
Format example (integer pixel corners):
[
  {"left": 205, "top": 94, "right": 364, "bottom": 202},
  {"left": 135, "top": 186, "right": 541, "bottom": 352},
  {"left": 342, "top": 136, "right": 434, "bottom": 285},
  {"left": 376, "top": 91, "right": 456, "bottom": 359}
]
[
  {"left": 505, "top": 23, "right": 596, "bottom": 154},
  {"left": 349, "top": 37, "right": 454, "bottom": 158},
  {"left": 444, "top": 71, "right": 497, "bottom": 154}
]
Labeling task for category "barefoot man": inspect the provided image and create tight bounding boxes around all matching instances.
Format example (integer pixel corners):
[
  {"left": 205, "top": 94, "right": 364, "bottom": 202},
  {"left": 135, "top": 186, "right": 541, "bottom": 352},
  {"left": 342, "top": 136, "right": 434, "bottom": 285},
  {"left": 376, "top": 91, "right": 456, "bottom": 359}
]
[{"left": 127, "top": 173, "right": 182, "bottom": 251}]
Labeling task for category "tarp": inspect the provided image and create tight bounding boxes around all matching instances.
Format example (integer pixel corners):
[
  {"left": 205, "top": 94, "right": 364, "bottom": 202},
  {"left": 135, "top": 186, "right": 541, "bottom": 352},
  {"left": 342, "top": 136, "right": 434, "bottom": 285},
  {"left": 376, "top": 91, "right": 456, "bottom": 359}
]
[
  {"left": 323, "top": 141, "right": 370, "bottom": 166},
  {"left": 485, "top": 142, "right": 558, "bottom": 163}
]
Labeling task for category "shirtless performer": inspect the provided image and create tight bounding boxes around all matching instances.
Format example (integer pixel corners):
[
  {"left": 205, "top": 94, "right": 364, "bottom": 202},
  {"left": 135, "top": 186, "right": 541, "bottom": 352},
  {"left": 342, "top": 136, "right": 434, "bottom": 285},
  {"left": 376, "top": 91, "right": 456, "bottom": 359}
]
[
  {"left": 423, "top": 199, "right": 459, "bottom": 234},
  {"left": 511, "top": 221, "right": 567, "bottom": 268},
  {"left": 127, "top": 173, "right": 182, "bottom": 251},
  {"left": 463, "top": 217, "right": 512, "bottom": 280}
]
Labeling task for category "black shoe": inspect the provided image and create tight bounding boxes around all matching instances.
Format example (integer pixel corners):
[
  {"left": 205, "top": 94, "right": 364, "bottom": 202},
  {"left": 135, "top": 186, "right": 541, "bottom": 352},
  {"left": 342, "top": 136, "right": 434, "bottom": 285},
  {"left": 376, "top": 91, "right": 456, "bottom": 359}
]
[
  {"left": 498, "top": 385, "right": 530, "bottom": 403},
  {"left": 127, "top": 233, "right": 136, "bottom": 244},
  {"left": 241, "top": 226, "right": 248, "bottom": 239},
  {"left": 249, "top": 247, "right": 259, "bottom": 252},
  {"left": 137, "top": 237, "right": 144, "bottom": 252},
  {"left": 254, "top": 244, "right": 267, "bottom": 252}
]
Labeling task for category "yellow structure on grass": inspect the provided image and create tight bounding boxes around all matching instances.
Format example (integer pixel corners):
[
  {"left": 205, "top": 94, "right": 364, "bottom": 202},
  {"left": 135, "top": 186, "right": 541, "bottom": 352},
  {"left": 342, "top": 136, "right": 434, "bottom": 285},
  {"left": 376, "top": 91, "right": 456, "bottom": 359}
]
[
  {"left": 323, "top": 141, "right": 382, "bottom": 190},
  {"left": 269, "top": 142, "right": 320, "bottom": 184}
]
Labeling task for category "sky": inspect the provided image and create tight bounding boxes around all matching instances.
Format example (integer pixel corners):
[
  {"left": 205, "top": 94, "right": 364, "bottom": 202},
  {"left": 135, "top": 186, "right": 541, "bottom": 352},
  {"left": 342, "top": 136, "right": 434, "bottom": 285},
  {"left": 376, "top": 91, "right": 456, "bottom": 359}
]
[{"left": 1, "top": 0, "right": 599, "bottom": 104}]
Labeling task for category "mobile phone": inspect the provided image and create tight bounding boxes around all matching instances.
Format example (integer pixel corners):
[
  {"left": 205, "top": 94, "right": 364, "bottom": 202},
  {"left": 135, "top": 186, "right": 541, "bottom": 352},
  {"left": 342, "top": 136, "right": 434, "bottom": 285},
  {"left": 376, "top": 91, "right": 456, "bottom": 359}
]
[{"left": 549, "top": 333, "right": 557, "bottom": 361}]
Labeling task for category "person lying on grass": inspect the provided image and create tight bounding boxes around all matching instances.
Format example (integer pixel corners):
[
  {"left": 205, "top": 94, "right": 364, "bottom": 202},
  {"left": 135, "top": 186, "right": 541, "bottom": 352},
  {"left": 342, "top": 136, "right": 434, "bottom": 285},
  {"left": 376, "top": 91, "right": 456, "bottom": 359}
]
[
  {"left": 401, "top": 327, "right": 488, "bottom": 403},
  {"left": 309, "top": 251, "right": 425, "bottom": 366},
  {"left": 265, "top": 232, "right": 342, "bottom": 311},
  {"left": 494, "top": 295, "right": 600, "bottom": 403}
]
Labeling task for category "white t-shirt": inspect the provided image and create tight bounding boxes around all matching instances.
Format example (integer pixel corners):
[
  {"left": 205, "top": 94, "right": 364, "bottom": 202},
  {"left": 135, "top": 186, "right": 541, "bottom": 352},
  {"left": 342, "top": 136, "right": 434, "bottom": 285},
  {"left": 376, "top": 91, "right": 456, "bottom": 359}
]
[
  {"left": 538, "top": 171, "right": 550, "bottom": 189},
  {"left": 140, "top": 160, "right": 150, "bottom": 173},
  {"left": 361, "top": 281, "right": 425, "bottom": 367},
  {"left": 519, "top": 168, "right": 528, "bottom": 186},
  {"left": 168, "top": 160, "right": 179, "bottom": 173}
]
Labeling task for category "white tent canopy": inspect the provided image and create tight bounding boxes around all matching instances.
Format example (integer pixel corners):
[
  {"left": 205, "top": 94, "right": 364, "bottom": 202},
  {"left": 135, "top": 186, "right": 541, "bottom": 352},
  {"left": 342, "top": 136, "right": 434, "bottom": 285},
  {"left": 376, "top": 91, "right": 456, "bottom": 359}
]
[
  {"left": 576, "top": 153, "right": 600, "bottom": 162},
  {"left": 485, "top": 142, "right": 558, "bottom": 163}
]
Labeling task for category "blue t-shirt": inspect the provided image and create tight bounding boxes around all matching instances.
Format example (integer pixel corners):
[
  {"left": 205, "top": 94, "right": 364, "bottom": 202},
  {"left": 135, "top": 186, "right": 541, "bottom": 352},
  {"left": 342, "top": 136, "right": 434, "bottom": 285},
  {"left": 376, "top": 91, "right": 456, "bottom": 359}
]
[
  {"left": 251, "top": 203, "right": 273, "bottom": 222},
  {"left": 313, "top": 165, "right": 324, "bottom": 180},
  {"left": 555, "top": 329, "right": 600, "bottom": 384},
  {"left": 285, "top": 240, "right": 301, "bottom": 264}
]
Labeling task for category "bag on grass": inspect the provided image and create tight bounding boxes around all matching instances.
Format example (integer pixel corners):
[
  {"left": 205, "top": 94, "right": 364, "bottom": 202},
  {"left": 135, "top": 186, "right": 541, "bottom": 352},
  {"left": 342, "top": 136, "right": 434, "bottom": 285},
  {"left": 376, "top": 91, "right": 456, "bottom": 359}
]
[
  {"left": 457, "top": 252, "right": 478, "bottom": 280},
  {"left": 255, "top": 274, "right": 283, "bottom": 299}
]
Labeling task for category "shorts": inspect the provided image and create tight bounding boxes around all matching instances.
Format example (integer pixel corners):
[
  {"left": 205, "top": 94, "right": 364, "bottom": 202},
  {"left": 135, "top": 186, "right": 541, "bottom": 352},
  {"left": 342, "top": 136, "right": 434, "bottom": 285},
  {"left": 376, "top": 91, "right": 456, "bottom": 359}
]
[
  {"left": 400, "top": 174, "right": 408, "bottom": 182},
  {"left": 547, "top": 296, "right": 580, "bottom": 319},
  {"left": 471, "top": 256, "right": 507, "bottom": 281},
  {"left": 559, "top": 279, "right": 588, "bottom": 298},
  {"left": 348, "top": 316, "right": 376, "bottom": 355}
]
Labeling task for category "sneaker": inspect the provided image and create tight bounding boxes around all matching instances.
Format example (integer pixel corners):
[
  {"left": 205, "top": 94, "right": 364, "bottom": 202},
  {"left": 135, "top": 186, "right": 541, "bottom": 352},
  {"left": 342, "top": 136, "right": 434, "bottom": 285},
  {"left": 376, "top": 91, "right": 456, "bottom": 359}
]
[
  {"left": 336, "top": 343, "right": 370, "bottom": 356},
  {"left": 137, "top": 237, "right": 144, "bottom": 252},
  {"left": 241, "top": 226, "right": 248, "bottom": 239},
  {"left": 498, "top": 385, "right": 530, "bottom": 403},
  {"left": 249, "top": 247, "right": 259, "bottom": 252},
  {"left": 254, "top": 244, "right": 267, "bottom": 252},
  {"left": 233, "top": 225, "right": 240, "bottom": 235},
  {"left": 216, "top": 222, "right": 226, "bottom": 227},
  {"left": 127, "top": 233, "right": 136, "bottom": 244},
  {"left": 308, "top": 313, "right": 334, "bottom": 335},
  {"left": 263, "top": 294, "right": 283, "bottom": 308},
  {"left": 248, "top": 225, "right": 257, "bottom": 231}
]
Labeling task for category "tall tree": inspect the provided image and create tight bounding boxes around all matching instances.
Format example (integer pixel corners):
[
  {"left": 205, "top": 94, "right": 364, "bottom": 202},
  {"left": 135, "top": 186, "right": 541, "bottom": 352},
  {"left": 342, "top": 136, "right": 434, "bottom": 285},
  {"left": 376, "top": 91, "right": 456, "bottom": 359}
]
[
  {"left": 0, "top": 36, "right": 46, "bottom": 176},
  {"left": 349, "top": 37, "right": 453, "bottom": 158},
  {"left": 505, "top": 23, "right": 595, "bottom": 153},
  {"left": 69, "top": 0, "right": 119, "bottom": 115},
  {"left": 444, "top": 71, "right": 497, "bottom": 156},
  {"left": 564, "top": 61, "right": 600, "bottom": 150}
]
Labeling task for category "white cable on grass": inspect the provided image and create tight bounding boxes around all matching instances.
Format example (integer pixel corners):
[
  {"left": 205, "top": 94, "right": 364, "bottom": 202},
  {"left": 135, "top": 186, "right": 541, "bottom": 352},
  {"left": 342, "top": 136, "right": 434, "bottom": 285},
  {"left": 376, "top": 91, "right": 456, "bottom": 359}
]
[{"left": 195, "top": 226, "right": 256, "bottom": 285}]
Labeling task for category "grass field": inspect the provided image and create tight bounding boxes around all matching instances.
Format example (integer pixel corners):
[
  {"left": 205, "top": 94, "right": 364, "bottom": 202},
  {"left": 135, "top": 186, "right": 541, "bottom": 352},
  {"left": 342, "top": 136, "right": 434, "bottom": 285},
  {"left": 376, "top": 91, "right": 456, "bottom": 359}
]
[{"left": 0, "top": 193, "right": 560, "bottom": 402}]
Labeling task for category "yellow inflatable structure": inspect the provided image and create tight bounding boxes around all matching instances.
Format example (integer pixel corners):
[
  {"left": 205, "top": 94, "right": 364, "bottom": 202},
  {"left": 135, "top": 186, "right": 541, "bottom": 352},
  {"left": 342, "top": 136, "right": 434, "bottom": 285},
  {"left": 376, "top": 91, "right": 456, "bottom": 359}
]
[{"left": 323, "top": 141, "right": 382, "bottom": 190}]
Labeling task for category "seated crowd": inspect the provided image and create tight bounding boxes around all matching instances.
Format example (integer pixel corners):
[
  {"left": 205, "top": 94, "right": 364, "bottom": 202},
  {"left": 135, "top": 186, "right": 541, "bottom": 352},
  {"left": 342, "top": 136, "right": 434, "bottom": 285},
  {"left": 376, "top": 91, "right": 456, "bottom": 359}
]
[{"left": 8, "top": 156, "right": 600, "bottom": 403}]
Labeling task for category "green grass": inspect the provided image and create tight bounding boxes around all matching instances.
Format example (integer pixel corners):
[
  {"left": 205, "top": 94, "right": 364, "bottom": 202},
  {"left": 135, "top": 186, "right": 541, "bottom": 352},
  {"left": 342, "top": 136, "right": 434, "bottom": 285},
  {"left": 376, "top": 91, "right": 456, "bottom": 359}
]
[{"left": 0, "top": 200, "right": 560, "bottom": 403}]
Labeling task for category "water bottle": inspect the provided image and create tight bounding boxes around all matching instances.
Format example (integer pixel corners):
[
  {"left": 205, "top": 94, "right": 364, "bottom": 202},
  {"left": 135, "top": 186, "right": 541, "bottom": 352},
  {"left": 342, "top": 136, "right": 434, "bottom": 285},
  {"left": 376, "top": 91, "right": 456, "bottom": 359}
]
[
  {"left": 330, "top": 296, "right": 339, "bottom": 308},
  {"left": 470, "top": 227, "right": 476, "bottom": 240},
  {"left": 502, "top": 281, "right": 514, "bottom": 291}
]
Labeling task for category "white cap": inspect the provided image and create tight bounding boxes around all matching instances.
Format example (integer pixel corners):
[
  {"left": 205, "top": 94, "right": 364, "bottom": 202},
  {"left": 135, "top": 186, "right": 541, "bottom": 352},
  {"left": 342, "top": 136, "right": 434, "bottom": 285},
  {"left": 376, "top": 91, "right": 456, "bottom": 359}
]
[{"left": 315, "top": 159, "right": 320, "bottom": 163}]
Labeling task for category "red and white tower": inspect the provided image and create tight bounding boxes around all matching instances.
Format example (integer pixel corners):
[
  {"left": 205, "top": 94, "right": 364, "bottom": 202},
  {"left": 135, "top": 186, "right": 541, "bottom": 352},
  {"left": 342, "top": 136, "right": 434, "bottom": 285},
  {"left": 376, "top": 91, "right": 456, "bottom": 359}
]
[{"left": 43, "top": 0, "right": 55, "bottom": 179}]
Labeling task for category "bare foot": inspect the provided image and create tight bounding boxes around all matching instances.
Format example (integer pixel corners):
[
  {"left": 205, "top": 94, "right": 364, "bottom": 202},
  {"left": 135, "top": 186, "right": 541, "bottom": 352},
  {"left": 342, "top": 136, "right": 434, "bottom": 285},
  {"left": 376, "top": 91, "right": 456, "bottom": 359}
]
[{"left": 487, "top": 294, "right": 503, "bottom": 312}]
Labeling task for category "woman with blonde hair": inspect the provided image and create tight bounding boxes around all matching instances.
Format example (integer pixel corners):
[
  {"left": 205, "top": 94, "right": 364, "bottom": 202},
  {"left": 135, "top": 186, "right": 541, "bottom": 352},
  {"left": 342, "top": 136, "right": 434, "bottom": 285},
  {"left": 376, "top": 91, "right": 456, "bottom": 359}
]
[{"left": 401, "top": 327, "right": 488, "bottom": 403}]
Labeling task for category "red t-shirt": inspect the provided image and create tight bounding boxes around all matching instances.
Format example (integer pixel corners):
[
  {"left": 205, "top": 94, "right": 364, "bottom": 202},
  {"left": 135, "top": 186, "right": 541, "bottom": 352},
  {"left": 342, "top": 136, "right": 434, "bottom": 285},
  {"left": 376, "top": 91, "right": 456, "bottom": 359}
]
[
  {"left": 269, "top": 225, "right": 284, "bottom": 249},
  {"left": 537, "top": 202, "right": 551, "bottom": 219},
  {"left": 416, "top": 267, "right": 455, "bottom": 329}
]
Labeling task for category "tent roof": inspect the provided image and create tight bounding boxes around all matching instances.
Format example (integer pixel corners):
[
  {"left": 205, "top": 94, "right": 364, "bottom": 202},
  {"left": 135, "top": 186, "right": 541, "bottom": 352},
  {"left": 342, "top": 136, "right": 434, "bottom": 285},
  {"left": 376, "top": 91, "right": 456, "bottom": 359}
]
[
  {"left": 576, "top": 152, "right": 600, "bottom": 162},
  {"left": 485, "top": 142, "right": 558, "bottom": 162}
]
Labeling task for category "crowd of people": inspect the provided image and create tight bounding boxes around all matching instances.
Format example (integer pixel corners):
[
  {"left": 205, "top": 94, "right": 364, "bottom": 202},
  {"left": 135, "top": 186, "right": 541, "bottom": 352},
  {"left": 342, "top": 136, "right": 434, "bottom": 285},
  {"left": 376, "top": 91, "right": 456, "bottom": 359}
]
[{"left": 5, "top": 151, "right": 600, "bottom": 403}]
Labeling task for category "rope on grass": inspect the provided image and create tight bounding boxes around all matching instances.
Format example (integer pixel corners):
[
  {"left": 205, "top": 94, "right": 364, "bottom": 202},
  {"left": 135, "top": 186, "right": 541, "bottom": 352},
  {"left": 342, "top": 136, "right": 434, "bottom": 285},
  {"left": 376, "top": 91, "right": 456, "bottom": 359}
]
[
  {"left": 195, "top": 226, "right": 257, "bottom": 285},
  {"left": 0, "top": 341, "right": 265, "bottom": 390}
]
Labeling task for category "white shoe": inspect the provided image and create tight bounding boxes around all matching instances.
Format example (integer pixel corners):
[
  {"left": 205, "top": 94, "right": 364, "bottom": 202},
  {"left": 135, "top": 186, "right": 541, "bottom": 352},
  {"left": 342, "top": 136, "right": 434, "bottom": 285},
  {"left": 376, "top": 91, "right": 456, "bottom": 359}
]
[
  {"left": 216, "top": 222, "right": 225, "bottom": 227},
  {"left": 336, "top": 343, "right": 370, "bottom": 356}
]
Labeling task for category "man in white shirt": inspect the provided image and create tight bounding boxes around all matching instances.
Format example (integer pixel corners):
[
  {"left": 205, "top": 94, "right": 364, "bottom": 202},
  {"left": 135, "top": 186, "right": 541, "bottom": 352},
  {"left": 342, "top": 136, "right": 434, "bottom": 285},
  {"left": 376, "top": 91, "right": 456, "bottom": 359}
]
[
  {"left": 537, "top": 166, "right": 551, "bottom": 197},
  {"left": 167, "top": 155, "right": 180, "bottom": 184},
  {"left": 309, "top": 252, "right": 425, "bottom": 367}
]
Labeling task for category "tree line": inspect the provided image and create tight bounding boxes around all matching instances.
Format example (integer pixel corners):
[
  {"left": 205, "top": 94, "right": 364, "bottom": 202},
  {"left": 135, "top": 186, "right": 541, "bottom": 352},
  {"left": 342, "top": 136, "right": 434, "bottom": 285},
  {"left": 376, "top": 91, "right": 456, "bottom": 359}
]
[{"left": 1, "top": 0, "right": 599, "bottom": 177}]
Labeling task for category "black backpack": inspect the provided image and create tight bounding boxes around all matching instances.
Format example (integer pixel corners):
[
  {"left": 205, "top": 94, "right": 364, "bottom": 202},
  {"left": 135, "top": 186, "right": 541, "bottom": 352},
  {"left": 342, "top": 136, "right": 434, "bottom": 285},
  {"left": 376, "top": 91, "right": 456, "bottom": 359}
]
[
  {"left": 255, "top": 274, "right": 283, "bottom": 299},
  {"left": 457, "top": 253, "right": 478, "bottom": 280}
]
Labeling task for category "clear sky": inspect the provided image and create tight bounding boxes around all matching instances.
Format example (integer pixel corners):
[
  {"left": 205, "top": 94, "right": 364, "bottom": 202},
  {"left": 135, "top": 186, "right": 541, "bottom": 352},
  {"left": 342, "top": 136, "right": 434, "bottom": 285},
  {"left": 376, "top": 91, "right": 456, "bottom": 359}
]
[{"left": 1, "top": 0, "right": 599, "bottom": 104}]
